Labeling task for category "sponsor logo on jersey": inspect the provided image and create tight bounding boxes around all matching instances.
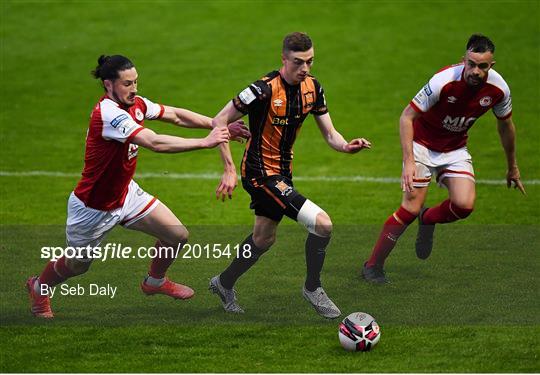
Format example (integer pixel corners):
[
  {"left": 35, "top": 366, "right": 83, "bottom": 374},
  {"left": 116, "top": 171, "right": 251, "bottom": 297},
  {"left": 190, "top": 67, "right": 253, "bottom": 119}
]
[
  {"left": 127, "top": 143, "right": 139, "bottom": 160},
  {"left": 275, "top": 180, "right": 293, "bottom": 197},
  {"left": 413, "top": 92, "right": 426, "bottom": 106},
  {"left": 271, "top": 116, "right": 289, "bottom": 126},
  {"left": 447, "top": 96, "right": 457, "bottom": 104},
  {"left": 110, "top": 114, "right": 129, "bottom": 128},
  {"left": 239, "top": 87, "right": 256, "bottom": 105},
  {"left": 273, "top": 99, "right": 283, "bottom": 107},
  {"left": 135, "top": 108, "right": 144, "bottom": 121},
  {"left": 479, "top": 96, "right": 492, "bottom": 107},
  {"left": 442, "top": 115, "right": 477, "bottom": 132},
  {"left": 413, "top": 85, "right": 429, "bottom": 107}
]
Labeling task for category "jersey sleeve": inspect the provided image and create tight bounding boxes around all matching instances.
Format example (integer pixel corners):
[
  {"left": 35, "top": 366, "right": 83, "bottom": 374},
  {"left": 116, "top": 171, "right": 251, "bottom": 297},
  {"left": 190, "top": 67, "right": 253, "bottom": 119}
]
[
  {"left": 492, "top": 87, "right": 512, "bottom": 120},
  {"left": 311, "top": 79, "right": 329, "bottom": 116},
  {"left": 232, "top": 80, "right": 271, "bottom": 114},
  {"left": 140, "top": 96, "right": 165, "bottom": 120},
  {"left": 100, "top": 101, "right": 143, "bottom": 143},
  {"left": 410, "top": 74, "right": 444, "bottom": 113}
]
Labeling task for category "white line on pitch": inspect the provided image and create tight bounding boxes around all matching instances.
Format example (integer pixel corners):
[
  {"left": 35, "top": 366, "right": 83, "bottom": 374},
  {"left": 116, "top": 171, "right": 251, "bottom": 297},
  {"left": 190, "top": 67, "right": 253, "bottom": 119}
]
[{"left": 1, "top": 170, "right": 538, "bottom": 185}]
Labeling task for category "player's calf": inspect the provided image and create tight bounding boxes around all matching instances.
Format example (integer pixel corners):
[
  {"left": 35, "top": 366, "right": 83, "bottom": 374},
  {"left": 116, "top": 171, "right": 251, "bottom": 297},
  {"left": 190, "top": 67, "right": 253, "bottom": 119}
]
[
  {"left": 28, "top": 256, "right": 83, "bottom": 318},
  {"left": 219, "top": 233, "right": 271, "bottom": 290},
  {"left": 363, "top": 206, "right": 417, "bottom": 283},
  {"left": 145, "top": 239, "right": 184, "bottom": 286},
  {"left": 365, "top": 206, "right": 417, "bottom": 268},
  {"left": 416, "top": 201, "right": 473, "bottom": 260},
  {"left": 65, "top": 257, "right": 93, "bottom": 275},
  {"left": 422, "top": 199, "right": 474, "bottom": 225},
  {"left": 300, "top": 203, "right": 333, "bottom": 292}
]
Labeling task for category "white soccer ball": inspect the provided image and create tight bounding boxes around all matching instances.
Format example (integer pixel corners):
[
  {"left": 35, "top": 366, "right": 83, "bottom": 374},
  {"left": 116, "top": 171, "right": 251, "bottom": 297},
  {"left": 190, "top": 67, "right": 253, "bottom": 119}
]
[{"left": 338, "top": 312, "right": 381, "bottom": 351}]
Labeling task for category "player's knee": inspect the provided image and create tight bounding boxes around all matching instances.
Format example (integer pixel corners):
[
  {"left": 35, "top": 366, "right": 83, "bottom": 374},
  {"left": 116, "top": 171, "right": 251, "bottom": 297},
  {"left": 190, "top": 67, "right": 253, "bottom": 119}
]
[
  {"left": 297, "top": 199, "right": 326, "bottom": 236},
  {"left": 450, "top": 196, "right": 475, "bottom": 212},
  {"left": 450, "top": 202, "right": 474, "bottom": 219},
  {"left": 162, "top": 226, "right": 189, "bottom": 247},
  {"left": 401, "top": 195, "right": 423, "bottom": 216},
  {"left": 66, "top": 257, "right": 92, "bottom": 276},
  {"left": 178, "top": 226, "right": 189, "bottom": 243},
  {"left": 314, "top": 211, "right": 333, "bottom": 238},
  {"left": 252, "top": 232, "right": 275, "bottom": 250}
]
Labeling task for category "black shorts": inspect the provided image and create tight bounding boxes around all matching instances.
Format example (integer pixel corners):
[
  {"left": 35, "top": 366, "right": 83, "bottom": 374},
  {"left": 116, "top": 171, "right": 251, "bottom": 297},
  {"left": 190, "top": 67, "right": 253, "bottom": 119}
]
[{"left": 242, "top": 175, "right": 307, "bottom": 222}]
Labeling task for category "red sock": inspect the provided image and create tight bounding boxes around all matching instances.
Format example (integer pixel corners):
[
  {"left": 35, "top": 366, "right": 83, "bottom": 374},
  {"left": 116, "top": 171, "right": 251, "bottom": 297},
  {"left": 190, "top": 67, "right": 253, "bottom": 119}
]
[
  {"left": 366, "top": 206, "right": 417, "bottom": 267},
  {"left": 149, "top": 240, "right": 180, "bottom": 279},
  {"left": 38, "top": 256, "right": 75, "bottom": 287},
  {"left": 422, "top": 199, "right": 473, "bottom": 224}
]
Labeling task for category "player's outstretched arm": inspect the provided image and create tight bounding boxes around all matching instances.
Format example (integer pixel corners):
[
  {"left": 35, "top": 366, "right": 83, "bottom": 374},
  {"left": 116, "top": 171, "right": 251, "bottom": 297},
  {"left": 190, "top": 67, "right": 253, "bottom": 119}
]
[
  {"left": 400, "top": 105, "right": 420, "bottom": 193},
  {"left": 160, "top": 105, "right": 250, "bottom": 141},
  {"left": 131, "top": 127, "right": 229, "bottom": 153},
  {"left": 212, "top": 101, "right": 245, "bottom": 201},
  {"left": 314, "top": 113, "right": 371, "bottom": 153},
  {"left": 497, "top": 117, "right": 526, "bottom": 195}
]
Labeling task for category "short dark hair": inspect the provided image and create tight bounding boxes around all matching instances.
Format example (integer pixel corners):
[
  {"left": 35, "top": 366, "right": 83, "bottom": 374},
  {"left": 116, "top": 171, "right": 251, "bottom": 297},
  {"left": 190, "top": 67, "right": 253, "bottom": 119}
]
[
  {"left": 91, "top": 55, "right": 134, "bottom": 81},
  {"left": 466, "top": 34, "right": 495, "bottom": 53},
  {"left": 282, "top": 32, "right": 313, "bottom": 53}
]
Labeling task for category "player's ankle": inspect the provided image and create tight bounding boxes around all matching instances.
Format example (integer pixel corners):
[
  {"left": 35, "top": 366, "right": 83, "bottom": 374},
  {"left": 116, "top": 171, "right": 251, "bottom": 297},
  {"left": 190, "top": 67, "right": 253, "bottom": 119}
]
[{"left": 145, "top": 275, "right": 165, "bottom": 287}]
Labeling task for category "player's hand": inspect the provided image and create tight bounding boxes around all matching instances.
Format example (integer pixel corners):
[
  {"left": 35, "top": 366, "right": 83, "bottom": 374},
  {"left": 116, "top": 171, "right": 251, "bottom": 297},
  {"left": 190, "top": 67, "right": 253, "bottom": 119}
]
[
  {"left": 216, "top": 169, "right": 237, "bottom": 201},
  {"left": 506, "top": 165, "right": 526, "bottom": 195},
  {"left": 401, "top": 160, "right": 416, "bottom": 193},
  {"left": 227, "top": 120, "right": 251, "bottom": 143},
  {"left": 203, "top": 127, "right": 229, "bottom": 148},
  {"left": 343, "top": 138, "right": 371, "bottom": 153}
]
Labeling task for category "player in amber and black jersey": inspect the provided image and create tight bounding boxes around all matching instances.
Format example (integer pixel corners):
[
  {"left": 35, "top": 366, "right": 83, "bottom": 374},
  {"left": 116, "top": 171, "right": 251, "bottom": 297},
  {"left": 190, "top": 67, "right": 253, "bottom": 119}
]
[{"left": 209, "top": 32, "right": 371, "bottom": 318}]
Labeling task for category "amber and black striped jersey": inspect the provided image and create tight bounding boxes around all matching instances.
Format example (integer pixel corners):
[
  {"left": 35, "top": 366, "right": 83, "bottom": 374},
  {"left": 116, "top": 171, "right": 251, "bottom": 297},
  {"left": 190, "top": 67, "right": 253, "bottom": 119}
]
[{"left": 233, "top": 70, "right": 328, "bottom": 181}]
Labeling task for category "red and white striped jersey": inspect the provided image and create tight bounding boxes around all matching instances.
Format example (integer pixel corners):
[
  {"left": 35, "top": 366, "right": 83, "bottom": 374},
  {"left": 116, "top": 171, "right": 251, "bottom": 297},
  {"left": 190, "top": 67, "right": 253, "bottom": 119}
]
[
  {"left": 74, "top": 95, "right": 164, "bottom": 210},
  {"left": 410, "top": 63, "right": 512, "bottom": 152}
]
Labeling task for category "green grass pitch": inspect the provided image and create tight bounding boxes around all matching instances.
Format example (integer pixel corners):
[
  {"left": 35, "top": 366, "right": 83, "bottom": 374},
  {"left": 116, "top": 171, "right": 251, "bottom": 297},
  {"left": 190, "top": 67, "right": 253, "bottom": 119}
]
[{"left": 1, "top": 0, "right": 539, "bottom": 372}]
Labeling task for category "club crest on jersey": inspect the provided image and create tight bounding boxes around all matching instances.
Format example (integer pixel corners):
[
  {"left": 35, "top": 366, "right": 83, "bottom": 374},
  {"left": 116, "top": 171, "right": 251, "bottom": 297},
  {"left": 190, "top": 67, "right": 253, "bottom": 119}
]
[
  {"left": 479, "top": 96, "right": 492, "bottom": 107},
  {"left": 442, "top": 115, "right": 477, "bottom": 132},
  {"left": 135, "top": 108, "right": 144, "bottom": 121},
  {"left": 275, "top": 180, "right": 293, "bottom": 197},
  {"left": 304, "top": 91, "right": 314, "bottom": 108}
]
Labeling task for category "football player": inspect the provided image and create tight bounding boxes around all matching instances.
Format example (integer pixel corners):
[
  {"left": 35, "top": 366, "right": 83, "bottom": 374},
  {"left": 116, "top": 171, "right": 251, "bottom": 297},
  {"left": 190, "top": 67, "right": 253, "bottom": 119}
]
[
  {"left": 209, "top": 32, "right": 371, "bottom": 318},
  {"left": 361, "top": 34, "right": 525, "bottom": 284},
  {"left": 26, "top": 55, "right": 250, "bottom": 318}
]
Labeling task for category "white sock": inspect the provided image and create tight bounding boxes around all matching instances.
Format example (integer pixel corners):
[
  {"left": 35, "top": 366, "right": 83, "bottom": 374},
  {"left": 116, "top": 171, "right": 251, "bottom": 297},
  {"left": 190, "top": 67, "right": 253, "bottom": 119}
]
[
  {"left": 145, "top": 275, "right": 165, "bottom": 287},
  {"left": 34, "top": 278, "right": 41, "bottom": 294}
]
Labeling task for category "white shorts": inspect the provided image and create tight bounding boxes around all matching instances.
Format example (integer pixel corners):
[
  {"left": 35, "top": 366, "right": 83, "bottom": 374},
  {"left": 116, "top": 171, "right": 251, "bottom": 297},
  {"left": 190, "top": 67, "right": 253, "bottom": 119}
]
[
  {"left": 66, "top": 180, "right": 160, "bottom": 252},
  {"left": 411, "top": 142, "right": 475, "bottom": 188}
]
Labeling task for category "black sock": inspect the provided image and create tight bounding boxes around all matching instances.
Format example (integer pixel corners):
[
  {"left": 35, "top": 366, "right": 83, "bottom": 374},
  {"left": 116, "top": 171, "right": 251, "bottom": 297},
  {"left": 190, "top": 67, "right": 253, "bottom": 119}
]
[
  {"left": 305, "top": 233, "right": 330, "bottom": 292},
  {"left": 219, "top": 234, "right": 266, "bottom": 289}
]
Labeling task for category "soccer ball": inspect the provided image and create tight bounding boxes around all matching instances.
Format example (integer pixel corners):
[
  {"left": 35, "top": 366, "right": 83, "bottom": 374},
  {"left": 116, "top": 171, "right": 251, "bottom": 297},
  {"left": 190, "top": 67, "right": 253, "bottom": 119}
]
[{"left": 338, "top": 312, "right": 381, "bottom": 351}]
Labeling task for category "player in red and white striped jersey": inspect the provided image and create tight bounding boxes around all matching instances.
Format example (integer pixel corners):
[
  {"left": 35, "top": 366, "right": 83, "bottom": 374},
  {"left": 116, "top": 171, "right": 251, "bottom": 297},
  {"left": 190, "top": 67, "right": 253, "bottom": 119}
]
[
  {"left": 362, "top": 34, "right": 526, "bottom": 283},
  {"left": 26, "top": 55, "right": 250, "bottom": 318}
]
